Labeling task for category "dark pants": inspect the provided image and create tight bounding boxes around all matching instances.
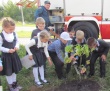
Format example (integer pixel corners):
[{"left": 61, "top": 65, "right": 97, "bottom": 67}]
[
  {"left": 48, "top": 51, "right": 64, "bottom": 79},
  {"left": 66, "top": 53, "right": 71, "bottom": 74},
  {"left": 89, "top": 53, "right": 106, "bottom": 76},
  {"left": 77, "top": 55, "right": 86, "bottom": 66},
  {"left": 66, "top": 63, "right": 71, "bottom": 74}
]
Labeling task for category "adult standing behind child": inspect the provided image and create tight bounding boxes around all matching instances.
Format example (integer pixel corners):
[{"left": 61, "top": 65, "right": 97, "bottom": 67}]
[
  {"left": 48, "top": 32, "right": 72, "bottom": 79},
  {"left": 25, "top": 30, "right": 52, "bottom": 87},
  {"left": 34, "top": 0, "right": 52, "bottom": 30},
  {"left": 87, "top": 37, "right": 109, "bottom": 78},
  {"left": 0, "top": 18, "right": 22, "bottom": 91}
]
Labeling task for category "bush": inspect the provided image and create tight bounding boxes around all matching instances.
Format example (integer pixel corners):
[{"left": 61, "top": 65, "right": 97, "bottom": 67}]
[{"left": 17, "top": 45, "right": 26, "bottom": 58}]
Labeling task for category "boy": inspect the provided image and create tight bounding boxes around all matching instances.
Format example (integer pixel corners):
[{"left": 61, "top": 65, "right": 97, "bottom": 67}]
[
  {"left": 65, "top": 28, "right": 75, "bottom": 74},
  {"left": 66, "top": 30, "right": 87, "bottom": 74},
  {"left": 48, "top": 32, "right": 72, "bottom": 79},
  {"left": 31, "top": 17, "right": 45, "bottom": 38},
  {"left": 71, "top": 30, "right": 86, "bottom": 66},
  {"left": 69, "top": 28, "right": 75, "bottom": 39},
  {"left": 87, "top": 37, "right": 109, "bottom": 78}
]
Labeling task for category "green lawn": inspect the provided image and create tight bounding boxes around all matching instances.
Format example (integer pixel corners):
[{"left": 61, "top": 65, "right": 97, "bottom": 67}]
[
  {"left": 15, "top": 22, "right": 35, "bottom": 27},
  {"left": 17, "top": 31, "right": 31, "bottom": 38},
  {"left": 1, "top": 45, "right": 110, "bottom": 91}
]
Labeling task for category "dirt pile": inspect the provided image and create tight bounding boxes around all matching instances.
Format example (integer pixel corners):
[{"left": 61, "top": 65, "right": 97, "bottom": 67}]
[{"left": 47, "top": 80, "right": 100, "bottom": 91}]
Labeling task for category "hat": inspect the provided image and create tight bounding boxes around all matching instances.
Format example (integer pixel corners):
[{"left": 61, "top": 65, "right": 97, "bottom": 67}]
[
  {"left": 60, "top": 32, "right": 72, "bottom": 40},
  {"left": 44, "top": 0, "right": 51, "bottom": 4},
  {"left": 76, "top": 30, "right": 84, "bottom": 39}
]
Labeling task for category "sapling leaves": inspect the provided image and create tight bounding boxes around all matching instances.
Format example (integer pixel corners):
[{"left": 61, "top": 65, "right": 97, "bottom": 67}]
[{"left": 65, "top": 44, "right": 90, "bottom": 63}]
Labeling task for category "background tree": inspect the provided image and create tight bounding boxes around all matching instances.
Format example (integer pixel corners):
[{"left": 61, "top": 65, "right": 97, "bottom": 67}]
[{"left": 0, "top": 0, "right": 36, "bottom": 22}]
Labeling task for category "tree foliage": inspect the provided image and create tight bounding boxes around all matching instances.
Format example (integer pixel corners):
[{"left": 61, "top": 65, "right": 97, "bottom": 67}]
[{"left": 0, "top": 0, "right": 37, "bottom": 22}]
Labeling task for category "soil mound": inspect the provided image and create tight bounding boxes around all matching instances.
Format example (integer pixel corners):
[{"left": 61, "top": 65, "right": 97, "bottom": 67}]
[{"left": 47, "top": 80, "right": 100, "bottom": 91}]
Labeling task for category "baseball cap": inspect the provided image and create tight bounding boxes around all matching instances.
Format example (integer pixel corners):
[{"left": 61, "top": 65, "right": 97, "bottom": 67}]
[
  {"left": 44, "top": 0, "right": 51, "bottom": 4},
  {"left": 60, "top": 32, "right": 72, "bottom": 40},
  {"left": 76, "top": 30, "right": 84, "bottom": 39}
]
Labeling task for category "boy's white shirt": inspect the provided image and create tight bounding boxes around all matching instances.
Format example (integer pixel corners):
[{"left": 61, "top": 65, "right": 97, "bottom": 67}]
[
  {"left": 25, "top": 33, "right": 49, "bottom": 58},
  {"left": 0, "top": 31, "right": 19, "bottom": 53}
]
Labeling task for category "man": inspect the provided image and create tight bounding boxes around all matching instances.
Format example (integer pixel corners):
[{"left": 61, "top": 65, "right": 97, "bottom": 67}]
[
  {"left": 87, "top": 37, "right": 109, "bottom": 78},
  {"left": 34, "top": 0, "right": 52, "bottom": 30}
]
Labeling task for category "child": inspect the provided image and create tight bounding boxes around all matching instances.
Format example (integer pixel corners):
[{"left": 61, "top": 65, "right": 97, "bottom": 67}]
[
  {"left": 48, "top": 32, "right": 72, "bottom": 79},
  {"left": 71, "top": 30, "right": 86, "bottom": 66},
  {"left": 0, "top": 18, "right": 22, "bottom": 91},
  {"left": 68, "top": 28, "right": 75, "bottom": 39},
  {"left": 0, "top": 56, "right": 3, "bottom": 72},
  {"left": 25, "top": 30, "right": 52, "bottom": 87},
  {"left": 66, "top": 28, "right": 75, "bottom": 74},
  {"left": 31, "top": 17, "right": 45, "bottom": 38},
  {"left": 66, "top": 30, "right": 86, "bottom": 74},
  {"left": 87, "top": 37, "right": 109, "bottom": 78},
  {"left": 31, "top": 17, "right": 48, "bottom": 76}
]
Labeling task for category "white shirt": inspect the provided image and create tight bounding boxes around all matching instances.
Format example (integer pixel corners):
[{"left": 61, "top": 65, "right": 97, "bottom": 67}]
[
  {"left": 25, "top": 33, "right": 49, "bottom": 58},
  {"left": 0, "top": 31, "right": 19, "bottom": 53}
]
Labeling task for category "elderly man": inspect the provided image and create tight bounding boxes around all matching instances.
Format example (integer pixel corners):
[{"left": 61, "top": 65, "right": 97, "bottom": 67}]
[{"left": 34, "top": 0, "right": 52, "bottom": 30}]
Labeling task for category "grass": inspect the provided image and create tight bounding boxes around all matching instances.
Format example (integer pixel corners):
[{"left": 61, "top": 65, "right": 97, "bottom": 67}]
[
  {"left": 1, "top": 44, "right": 110, "bottom": 91},
  {"left": 17, "top": 31, "right": 32, "bottom": 38},
  {"left": 15, "top": 21, "right": 35, "bottom": 27},
  {"left": 16, "top": 31, "right": 55, "bottom": 38}
]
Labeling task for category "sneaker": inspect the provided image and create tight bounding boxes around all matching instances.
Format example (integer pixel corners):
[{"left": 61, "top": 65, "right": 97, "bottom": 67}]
[
  {"left": 72, "top": 61, "right": 77, "bottom": 65},
  {"left": 13, "top": 82, "right": 22, "bottom": 90},
  {"left": 35, "top": 81, "right": 43, "bottom": 87},
  {"left": 8, "top": 84, "right": 19, "bottom": 91},
  {"left": 9, "top": 88, "right": 19, "bottom": 91},
  {"left": 41, "top": 79, "right": 50, "bottom": 84}
]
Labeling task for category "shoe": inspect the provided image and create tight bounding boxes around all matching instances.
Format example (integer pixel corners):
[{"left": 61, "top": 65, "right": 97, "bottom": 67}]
[
  {"left": 58, "top": 76, "right": 66, "bottom": 80},
  {"left": 41, "top": 79, "right": 50, "bottom": 84},
  {"left": 13, "top": 82, "right": 22, "bottom": 90},
  {"left": 35, "top": 81, "right": 43, "bottom": 87},
  {"left": 72, "top": 61, "right": 78, "bottom": 65},
  {"left": 8, "top": 84, "right": 19, "bottom": 91},
  {"left": 88, "top": 73, "right": 94, "bottom": 78},
  {"left": 100, "top": 74, "right": 105, "bottom": 78}
]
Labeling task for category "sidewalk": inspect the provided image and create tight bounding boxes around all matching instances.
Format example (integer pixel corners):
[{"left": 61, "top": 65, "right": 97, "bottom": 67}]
[{"left": 19, "top": 38, "right": 30, "bottom": 45}]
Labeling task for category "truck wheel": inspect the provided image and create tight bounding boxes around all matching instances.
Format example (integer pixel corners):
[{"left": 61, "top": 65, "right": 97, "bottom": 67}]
[{"left": 72, "top": 21, "right": 98, "bottom": 39}]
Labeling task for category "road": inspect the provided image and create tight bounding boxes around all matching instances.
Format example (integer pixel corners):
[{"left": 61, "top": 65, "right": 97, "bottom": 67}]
[
  {"left": 19, "top": 38, "right": 30, "bottom": 45},
  {"left": 0, "top": 26, "right": 35, "bottom": 32},
  {"left": 0, "top": 26, "right": 110, "bottom": 46}
]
